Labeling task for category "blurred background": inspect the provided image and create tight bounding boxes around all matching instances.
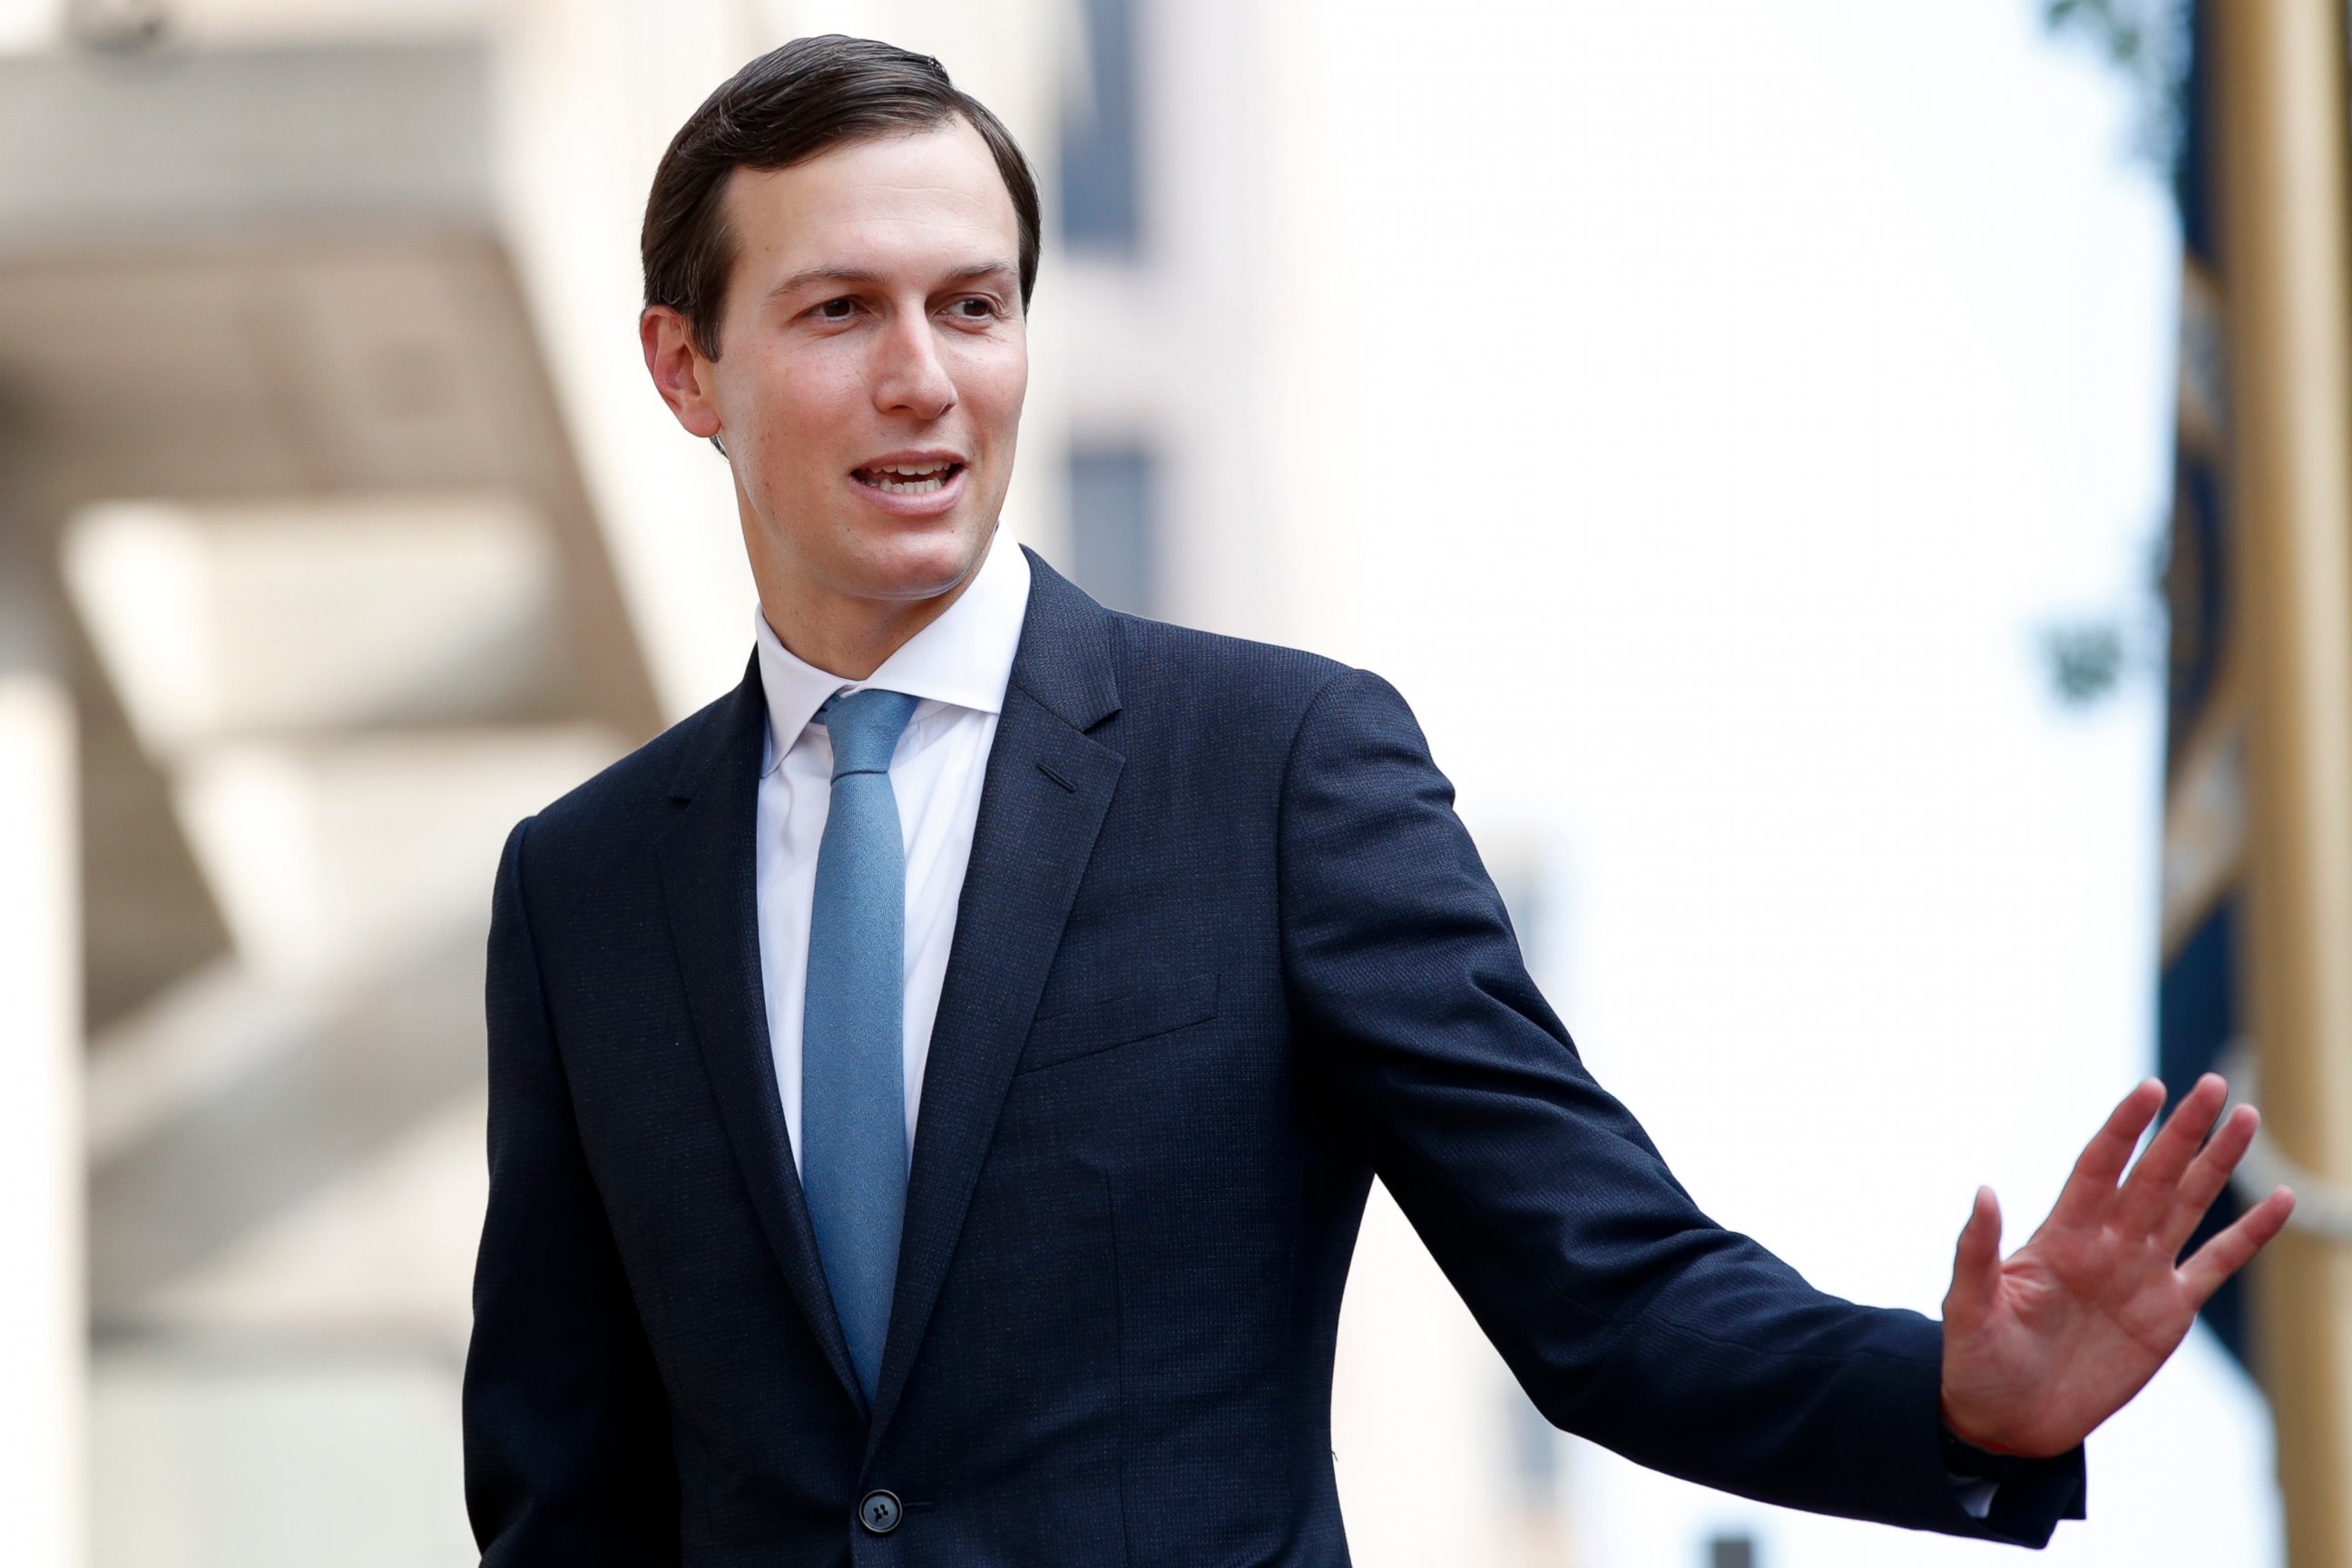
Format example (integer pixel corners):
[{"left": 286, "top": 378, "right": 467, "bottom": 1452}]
[{"left": 4, "top": 0, "right": 2347, "bottom": 1563}]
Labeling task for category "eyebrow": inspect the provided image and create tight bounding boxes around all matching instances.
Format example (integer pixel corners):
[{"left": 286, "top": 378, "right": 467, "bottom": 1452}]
[{"left": 768, "top": 260, "right": 1019, "bottom": 300}]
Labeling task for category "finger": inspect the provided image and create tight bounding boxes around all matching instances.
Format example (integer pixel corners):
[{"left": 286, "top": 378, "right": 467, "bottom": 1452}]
[
  {"left": 1944, "top": 1186, "right": 2004, "bottom": 1332},
  {"left": 2157, "top": 1102, "right": 2259, "bottom": 1258},
  {"left": 2180, "top": 1185, "right": 2296, "bottom": 1306},
  {"left": 2115, "top": 1073, "right": 2231, "bottom": 1235},
  {"left": 2049, "top": 1079, "right": 2168, "bottom": 1229}
]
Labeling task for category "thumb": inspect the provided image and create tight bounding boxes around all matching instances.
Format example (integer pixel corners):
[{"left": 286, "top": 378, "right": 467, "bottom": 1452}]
[{"left": 1944, "top": 1185, "right": 2004, "bottom": 1331}]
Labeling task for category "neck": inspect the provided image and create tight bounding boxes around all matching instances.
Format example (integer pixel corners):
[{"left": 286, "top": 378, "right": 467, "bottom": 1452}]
[{"left": 754, "top": 546, "right": 990, "bottom": 681}]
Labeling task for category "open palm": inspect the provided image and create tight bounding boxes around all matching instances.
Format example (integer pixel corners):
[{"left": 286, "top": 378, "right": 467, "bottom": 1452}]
[{"left": 1938, "top": 1073, "right": 2296, "bottom": 1458}]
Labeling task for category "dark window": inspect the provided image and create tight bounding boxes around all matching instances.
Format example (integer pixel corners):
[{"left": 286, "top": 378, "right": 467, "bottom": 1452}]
[
  {"left": 1708, "top": 1534, "right": 1759, "bottom": 1568},
  {"left": 1060, "top": 0, "right": 1140, "bottom": 252},
  {"left": 1068, "top": 446, "right": 1156, "bottom": 616}
]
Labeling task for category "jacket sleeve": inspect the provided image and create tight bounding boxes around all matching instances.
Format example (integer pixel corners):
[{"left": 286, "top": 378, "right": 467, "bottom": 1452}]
[
  {"left": 1276, "top": 668, "right": 2084, "bottom": 1547},
  {"left": 464, "top": 817, "right": 681, "bottom": 1565}
]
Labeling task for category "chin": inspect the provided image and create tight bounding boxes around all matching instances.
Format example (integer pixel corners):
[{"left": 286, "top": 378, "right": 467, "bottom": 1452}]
[{"left": 854, "top": 528, "right": 992, "bottom": 603}]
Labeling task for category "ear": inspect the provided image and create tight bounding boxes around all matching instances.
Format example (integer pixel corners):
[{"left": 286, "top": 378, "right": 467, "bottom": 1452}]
[{"left": 641, "top": 306, "right": 724, "bottom": 440}]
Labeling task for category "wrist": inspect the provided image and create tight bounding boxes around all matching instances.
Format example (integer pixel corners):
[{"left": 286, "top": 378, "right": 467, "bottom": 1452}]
[{"left": 1939, "top": 1392, "right": 2024, "bottom": 1458}]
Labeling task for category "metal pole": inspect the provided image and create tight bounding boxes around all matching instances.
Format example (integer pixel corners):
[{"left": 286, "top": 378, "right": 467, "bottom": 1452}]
[{"left": 2213, "top": 4, "right": 2352, "bottom": 1563}]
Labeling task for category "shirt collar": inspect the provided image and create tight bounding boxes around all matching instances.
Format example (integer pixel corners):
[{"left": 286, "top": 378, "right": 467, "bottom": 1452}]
[{"left": 754, "top": 535, "right": 1031, "bottom": 777}]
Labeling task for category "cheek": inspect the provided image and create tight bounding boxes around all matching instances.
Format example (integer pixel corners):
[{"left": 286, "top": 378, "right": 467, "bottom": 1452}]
[
  {"left": 728, "top": 348, "right": 861, "bottom": 450},
  {"left": 956, "top": 345, "right": 1029, "bottom": 438}
]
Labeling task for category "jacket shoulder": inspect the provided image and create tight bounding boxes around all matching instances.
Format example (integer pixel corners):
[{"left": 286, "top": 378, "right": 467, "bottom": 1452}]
[
  {"left": 1018, "top": 545, "right": 1365, "bottom": 740},
  {"left": 518, "top": 675, "right": 750, "bottom": 863},
  {"left": 1105, "top": 611, "right": 1356, "bottom": 737}
]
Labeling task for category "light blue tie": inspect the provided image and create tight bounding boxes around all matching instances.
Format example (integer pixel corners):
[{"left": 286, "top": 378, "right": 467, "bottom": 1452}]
[{"left": 801, "top": 687, "right": 920, "bottom": 1404}]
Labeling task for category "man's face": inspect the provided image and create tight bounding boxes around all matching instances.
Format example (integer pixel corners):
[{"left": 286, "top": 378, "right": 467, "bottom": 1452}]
[{"left": 689, "top": 119, "right": 1027, "bottom": 619}]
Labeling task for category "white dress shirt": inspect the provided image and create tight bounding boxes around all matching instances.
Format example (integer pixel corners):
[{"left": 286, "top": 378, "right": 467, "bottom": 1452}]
[{"left": 753, "top": 539, "right": 1032, "bottom": 1172}]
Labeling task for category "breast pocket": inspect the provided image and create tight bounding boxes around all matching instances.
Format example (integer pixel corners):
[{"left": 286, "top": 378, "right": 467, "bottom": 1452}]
[{"left": 1016, "top": 971, "right": 1220, "bottom": 1074}]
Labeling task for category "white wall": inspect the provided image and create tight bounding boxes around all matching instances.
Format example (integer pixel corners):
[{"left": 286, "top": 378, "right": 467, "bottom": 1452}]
[{"left": 0, "top": 670, "right": 84, "bottom": 1568}]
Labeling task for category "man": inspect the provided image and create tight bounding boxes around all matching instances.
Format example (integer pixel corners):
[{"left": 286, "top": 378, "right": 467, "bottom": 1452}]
[{"left": 464, "top": 34, "right": 2295, "bottom": 1565}]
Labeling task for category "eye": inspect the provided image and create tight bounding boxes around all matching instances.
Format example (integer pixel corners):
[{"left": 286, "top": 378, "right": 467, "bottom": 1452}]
[
  {"left": 810, "top": 297, "right": 861, "bottom": 322},
  {"left": 948, "top": 295, "right": 1002, "bottom": 321}
]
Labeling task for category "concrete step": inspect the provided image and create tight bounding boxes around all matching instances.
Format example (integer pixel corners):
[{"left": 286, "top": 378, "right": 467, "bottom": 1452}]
[
  {"left": 63, "top": 493, "right": 565, "bottom": 750},
  {"left": 166, "top": 723, "right": 621, "bottom": 978},
  {"left": 85, "top": 720, "right": 623, "bottom": 1329}
]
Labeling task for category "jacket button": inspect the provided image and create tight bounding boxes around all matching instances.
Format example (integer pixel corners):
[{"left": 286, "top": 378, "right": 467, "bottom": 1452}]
[{"left": 858, "top": 1489, "right": 903, "bottom": 1534}]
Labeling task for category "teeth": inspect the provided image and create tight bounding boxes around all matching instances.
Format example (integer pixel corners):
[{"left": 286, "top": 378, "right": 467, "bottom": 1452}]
[
  {"left": 858, "top": 462, "right": 956, "bottom": 495},
  {"left": 872, "top": 475, "right": 946, "bottom": 495}
]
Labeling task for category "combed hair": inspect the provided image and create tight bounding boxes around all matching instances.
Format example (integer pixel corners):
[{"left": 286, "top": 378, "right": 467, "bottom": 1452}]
[{"left": 641, "top": 34, "right": 1043, "bottom": 360}]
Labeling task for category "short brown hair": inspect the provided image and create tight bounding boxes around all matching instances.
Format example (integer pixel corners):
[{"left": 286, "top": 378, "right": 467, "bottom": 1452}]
[{"left": 641, "top": 35, "right": 1043, "bottom": 361}]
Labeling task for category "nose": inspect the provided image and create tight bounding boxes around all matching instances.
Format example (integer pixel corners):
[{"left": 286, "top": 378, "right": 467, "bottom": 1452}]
[{"left": 871, "top": 311, "right": 956, "bottom": 421}]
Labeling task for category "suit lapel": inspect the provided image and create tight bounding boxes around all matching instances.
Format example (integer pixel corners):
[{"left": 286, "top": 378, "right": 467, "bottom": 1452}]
[
  {"left": 656, "top": 662, "right": 867, "bottom": 1415},
  {"left": 866, "top": 554, "right": 1124, "bottom": 1455}
]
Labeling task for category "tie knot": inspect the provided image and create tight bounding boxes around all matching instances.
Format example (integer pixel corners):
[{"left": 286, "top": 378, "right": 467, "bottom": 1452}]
[{"left": 820, "top": 688, "right": 919, "bottom": 778}]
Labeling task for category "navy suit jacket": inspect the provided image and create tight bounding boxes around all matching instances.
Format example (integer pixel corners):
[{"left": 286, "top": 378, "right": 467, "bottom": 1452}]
[{"left": 464, "top": 550, "right": 2085, "bottom": 1564}]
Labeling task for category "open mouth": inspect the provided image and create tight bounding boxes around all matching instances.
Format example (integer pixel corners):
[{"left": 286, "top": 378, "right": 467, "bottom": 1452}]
[{"left": 853, "top": 461, "right": 964, "bottom": 496}]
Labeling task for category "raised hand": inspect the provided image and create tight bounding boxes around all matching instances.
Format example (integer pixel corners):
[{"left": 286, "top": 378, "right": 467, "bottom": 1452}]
[{"left": 1937, "top": 1073, "right": 2296, "bottom": 1458}]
